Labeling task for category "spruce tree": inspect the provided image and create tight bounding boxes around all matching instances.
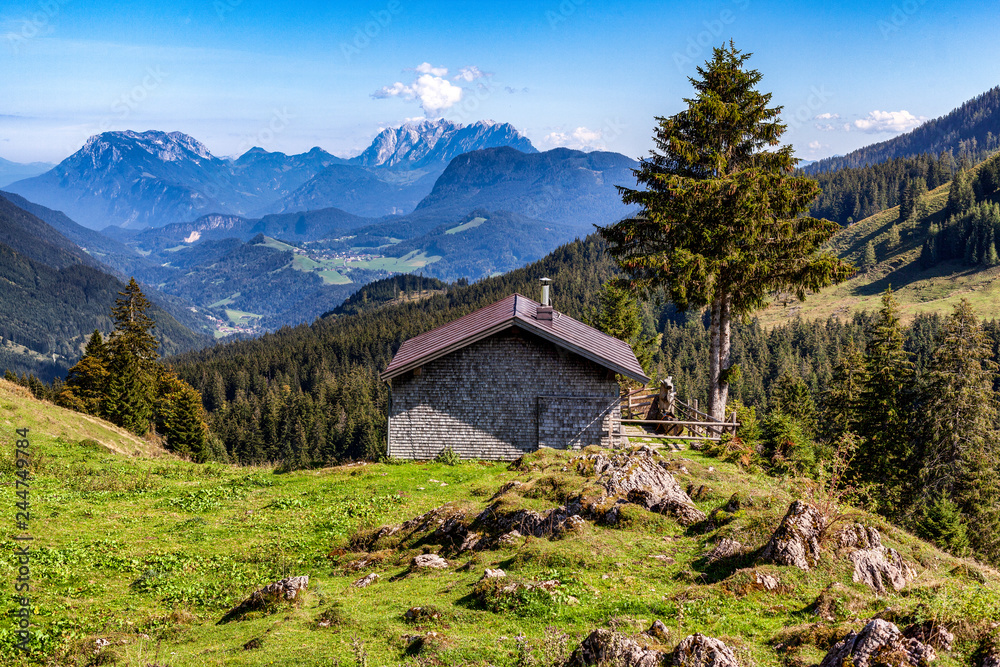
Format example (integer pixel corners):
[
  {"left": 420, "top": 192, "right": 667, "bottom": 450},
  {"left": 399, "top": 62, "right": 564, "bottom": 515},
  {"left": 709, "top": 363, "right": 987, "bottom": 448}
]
[
  {"left": 947, "top": 168, "right": 975, "bottom": 216},
  {"left": 770, "top": 372, "right": 817, "bottom": 436},
  {"left": 915, "top": 299, "right": 1000, "bottom": 562},
  {"left": 861, "top": 240, "right": 877, "bottom": 269},
  {"left": 855, "top": 288, "right": 915, "bottom": 510},
  {"left": 821, "top": 338, "right": 867, "bottom": 442},
  {"left": 886, "top": 224, "right": 901, "bottom": 251},
  {"left": 156, "top": 370, "right": 211, "bottom": 462},
  {"left": 586, "top": 282, "right": 662, "bottom": 377},
  {"left": 599, "top": 42, "right": 852, "bottom": 420},
  {"left": 104, "top": 278, "right": 160, "bottom": 435},
  {"left": 59, "top": 330, "right": 110, "bottom": 415}
]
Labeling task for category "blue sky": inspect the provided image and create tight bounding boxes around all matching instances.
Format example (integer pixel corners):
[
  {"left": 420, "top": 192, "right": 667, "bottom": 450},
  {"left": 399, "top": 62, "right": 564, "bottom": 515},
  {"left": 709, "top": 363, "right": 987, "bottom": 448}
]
[{"left": 1, "top": 0, "right": 998, "bottom": 164}]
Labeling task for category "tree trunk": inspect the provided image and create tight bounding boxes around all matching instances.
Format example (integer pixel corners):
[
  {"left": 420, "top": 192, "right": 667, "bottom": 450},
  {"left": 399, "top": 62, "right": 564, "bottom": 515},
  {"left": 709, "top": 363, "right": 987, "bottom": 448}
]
[{"left": 708, "top": 293, "right": 732, "bottom": 422}]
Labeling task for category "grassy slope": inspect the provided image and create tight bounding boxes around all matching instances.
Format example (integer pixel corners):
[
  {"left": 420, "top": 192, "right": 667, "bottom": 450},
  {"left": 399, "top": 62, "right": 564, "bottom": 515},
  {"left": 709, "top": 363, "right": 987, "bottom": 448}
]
[
  {"left": 2, "top": 381, "right": 999, "bottom": 666},
  {"left": 759, "top": 180, "right": 1000, "bottom": 327}
]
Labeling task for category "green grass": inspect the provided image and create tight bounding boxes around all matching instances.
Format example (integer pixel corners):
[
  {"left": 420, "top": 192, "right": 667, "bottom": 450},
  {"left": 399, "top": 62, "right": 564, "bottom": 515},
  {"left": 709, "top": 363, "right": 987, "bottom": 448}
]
[
  {"left": 1, "top": 381, "right": 998, "bottom": 666},
  {"left": 444, "top": 217, "right": 488, "bottom": 235},
  {"left": 346, "top": 251, "right": 442, "bottom": 272},
  {"left": 290, "top": 256, "right": 352, "bottom": 285},
  {"left": 224, "top": 309, "right": 262, "bottom": 325},
  {"left": 254, "top": 237, "right": 298, "bottom": 252},
  {"left": 208, "top": 293, "right": 240, "bottom": 309}
]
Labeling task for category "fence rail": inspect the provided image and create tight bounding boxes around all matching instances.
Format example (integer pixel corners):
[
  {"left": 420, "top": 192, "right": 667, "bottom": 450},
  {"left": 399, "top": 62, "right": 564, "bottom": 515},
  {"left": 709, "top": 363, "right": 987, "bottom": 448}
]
[{"left": 620, "top": 381, "right": 739, "bottom": 441}]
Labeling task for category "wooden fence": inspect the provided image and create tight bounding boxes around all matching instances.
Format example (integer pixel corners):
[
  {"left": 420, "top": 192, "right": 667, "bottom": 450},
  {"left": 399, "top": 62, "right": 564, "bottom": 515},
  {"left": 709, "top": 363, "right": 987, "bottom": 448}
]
[{"left": 621, "top": 385, "right": 739, "bottom": 442}]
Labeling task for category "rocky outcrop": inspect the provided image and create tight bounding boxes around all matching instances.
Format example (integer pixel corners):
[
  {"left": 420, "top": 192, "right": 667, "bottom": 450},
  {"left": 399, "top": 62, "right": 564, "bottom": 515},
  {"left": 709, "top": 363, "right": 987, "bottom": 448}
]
[
  {"left": 218, "top": 575, "right": 309, "bottom": 624},
  {"left": 476, "top": 503, "right": 587, "bottom": 538},
  {"left": 838, "top": 525, "right": 914, "bottom": 593},
  {"left": 754, "top": 571, "right": 780, "bottom": 591},
  {"left": 759, "top": 501, "right": 826, "bottom": 570},
  {"left": 352, "top": 573, "right": 379, "bottom": 588},
  {"left": 569, "top": 629, "right": 667, "bottom": 667},
  {"left": 703, "top": 539, "right": 743, "bottom": 564},
  {"left": 577, "top": 446, "right": 706, "bottom": 526},
  {"left": 902, "top": 623, "right": 953, "bottom": 651},
  {"left": 413, "top": 554, "right": 449, "bottom": 569},
  {"left": 820, "top": 619, "right": 936, "bottom": 667},
  {"left": 671, "top": 634, "right": 741, "bottom": 667}
]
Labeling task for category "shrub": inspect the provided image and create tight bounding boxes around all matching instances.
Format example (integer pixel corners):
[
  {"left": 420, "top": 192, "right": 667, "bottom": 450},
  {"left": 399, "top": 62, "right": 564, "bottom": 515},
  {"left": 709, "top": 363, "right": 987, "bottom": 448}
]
[
  {"left": 434, "top": 446, "right": 461, "bottom": 466},
  {"left": 762, "top": 412, "right": 822, "bottom": 478},
  {"left": 918, "top": 493, "right": 970, "bottom": 557}
]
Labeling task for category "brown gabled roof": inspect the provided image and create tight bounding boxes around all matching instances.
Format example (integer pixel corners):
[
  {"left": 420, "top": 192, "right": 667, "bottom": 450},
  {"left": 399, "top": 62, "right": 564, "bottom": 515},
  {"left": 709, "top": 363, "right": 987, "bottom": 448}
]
[{"left": 381, "top": 293, "right": 649, "bottom": 383}]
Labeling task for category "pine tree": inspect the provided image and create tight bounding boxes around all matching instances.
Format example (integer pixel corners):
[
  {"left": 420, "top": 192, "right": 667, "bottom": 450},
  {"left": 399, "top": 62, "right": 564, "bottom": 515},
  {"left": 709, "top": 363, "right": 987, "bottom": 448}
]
[
  {"left": 821, "top": 338, "right": 867, "bottom": 442},
  {"left": 599, "top": 42, "right": 852, "bottom": 420},
  {"left": 770, "top": 372, "right": 817, "bottom": 436},
  {"left": 861, "top": 240, "right": 877, "bottom": 269},
  {"left": 104, "top": 278, "right": 160, "bottom": 435},
  {"left": 156, "top": 370, "right": 211, "bottom": 462},
  {"left": 886, "top": 224, "right": 901, "bottom": 251},
  {"left": 915, "top": 299, "right": 1000, "bottom": 562},
  {"left": 59, "top": 330, "right": 110, "bottom": 415},
  {"left": 586, "top": 282, "right": 661, "bottom": 378},
  {"left": 855, "top": 288, "right": 915, "bottom": 509},
  {"left": 947, "top": 168, "right": 974, "bottom": 216}
]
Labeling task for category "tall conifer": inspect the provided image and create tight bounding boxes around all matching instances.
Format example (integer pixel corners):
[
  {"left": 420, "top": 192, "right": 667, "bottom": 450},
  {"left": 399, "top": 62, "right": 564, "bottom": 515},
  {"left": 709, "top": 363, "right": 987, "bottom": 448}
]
[
  {"left": 915, "top": 299, "right": 1000, "bottom": 561},
  {"left": 600, "top": 42, "right": 852, "bottom": 420},
  {"left": 856, "top": 288, "right": 915, "bottom": 510}
]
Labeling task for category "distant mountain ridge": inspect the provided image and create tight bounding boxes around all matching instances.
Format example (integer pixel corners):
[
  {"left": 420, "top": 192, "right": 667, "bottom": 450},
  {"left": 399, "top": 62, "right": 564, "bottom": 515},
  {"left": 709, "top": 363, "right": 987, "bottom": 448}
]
[
  {"left": 6, "top": 120, "right": 538, "bottom": 229},
  {"left": 805, "top": 86, "right": 1000, "bottom": 174},
  {"left": 351, "top": 119, "right": 537, "bottom": 168},
  {"left": 0, "top": 157, "right": 54, "bottom": 189}
]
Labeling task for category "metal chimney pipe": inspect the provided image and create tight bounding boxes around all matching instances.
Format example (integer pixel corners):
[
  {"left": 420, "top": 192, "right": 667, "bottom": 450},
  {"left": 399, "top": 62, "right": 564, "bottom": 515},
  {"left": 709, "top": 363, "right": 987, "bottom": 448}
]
[{"left": 540, "top": 277, "right": 552, "bottom": 306}]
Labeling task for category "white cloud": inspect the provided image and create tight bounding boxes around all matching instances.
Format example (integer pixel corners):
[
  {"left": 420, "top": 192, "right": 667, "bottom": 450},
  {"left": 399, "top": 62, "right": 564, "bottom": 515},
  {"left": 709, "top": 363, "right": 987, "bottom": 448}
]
[
  {"left": 814, "top": 112, "right": 840, "bottom": 120},
  {"left": 372, "top": 64, "right": 465, "bottom": 116},
  {"left": 453, "top": 66, "right": 487, "bottom": 82},
  {"left": 542, "top": 126, "right": 604, "bottom": 150},
  {"left": 414, "top": 62, "right": 448, "bottom": 77},
  {"left": 853, "top": 109, "right": 926, "bottom": 134},
  {"left": 814, "top": 123, "right": 836, "bottom": 132}
]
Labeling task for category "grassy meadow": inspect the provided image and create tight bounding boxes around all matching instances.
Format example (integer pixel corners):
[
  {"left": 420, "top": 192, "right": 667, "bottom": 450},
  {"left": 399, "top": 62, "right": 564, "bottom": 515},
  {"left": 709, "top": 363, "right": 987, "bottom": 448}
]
[
  {"left": 760, "top": 182, "right": 1000, "bottom": 327},
  {"left": 2, "top": 378, "right": 999, "bottom": 666}
]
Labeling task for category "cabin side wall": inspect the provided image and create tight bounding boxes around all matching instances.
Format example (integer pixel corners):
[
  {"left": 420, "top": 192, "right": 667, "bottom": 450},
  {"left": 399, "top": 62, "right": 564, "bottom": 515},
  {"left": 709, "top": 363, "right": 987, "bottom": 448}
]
[{"left": 387, "top": 328, "right": 621, "bottom": 460}]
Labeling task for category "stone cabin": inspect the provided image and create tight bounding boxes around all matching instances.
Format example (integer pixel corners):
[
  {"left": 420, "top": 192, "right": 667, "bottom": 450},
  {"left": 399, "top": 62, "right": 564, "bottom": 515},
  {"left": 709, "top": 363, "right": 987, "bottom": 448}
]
[{"left": 380, "top": 287, "right": 649, "bottom": 460}]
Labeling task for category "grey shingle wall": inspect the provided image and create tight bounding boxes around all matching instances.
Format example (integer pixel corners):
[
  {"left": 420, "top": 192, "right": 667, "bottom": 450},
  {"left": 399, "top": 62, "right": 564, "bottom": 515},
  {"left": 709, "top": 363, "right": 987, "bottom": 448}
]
[{"left": 388, "top": 328, "right": 622, "bottom": 460}]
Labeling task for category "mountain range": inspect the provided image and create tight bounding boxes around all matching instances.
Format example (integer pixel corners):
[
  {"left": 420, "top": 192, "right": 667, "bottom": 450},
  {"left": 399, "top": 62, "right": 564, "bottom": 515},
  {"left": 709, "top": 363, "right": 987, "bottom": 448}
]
[
  {"left": 5, "top": 120, "right": 542, "bottom": 229},
  {"left": 0, "top": 156, "right": 54, "bottom": 189}
]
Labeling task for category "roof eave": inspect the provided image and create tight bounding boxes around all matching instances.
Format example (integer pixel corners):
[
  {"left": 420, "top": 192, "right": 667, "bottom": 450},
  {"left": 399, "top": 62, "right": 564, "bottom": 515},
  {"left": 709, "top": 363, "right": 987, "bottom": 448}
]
[
  {"left": 513, "top": 319, "right": 650, "bottom": 384},
  {"left": 381, "top": 317, "right": 650, "bottom": 384}
]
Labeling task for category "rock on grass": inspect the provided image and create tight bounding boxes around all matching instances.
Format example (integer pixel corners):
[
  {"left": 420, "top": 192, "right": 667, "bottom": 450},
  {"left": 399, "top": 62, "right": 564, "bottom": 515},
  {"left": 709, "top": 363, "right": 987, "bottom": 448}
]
[
  {"left": 759, "top": 500, "right": 826, "bottom": 570},
  {"left": 819, "top": 619, "right": 936, "bottom": 667}
]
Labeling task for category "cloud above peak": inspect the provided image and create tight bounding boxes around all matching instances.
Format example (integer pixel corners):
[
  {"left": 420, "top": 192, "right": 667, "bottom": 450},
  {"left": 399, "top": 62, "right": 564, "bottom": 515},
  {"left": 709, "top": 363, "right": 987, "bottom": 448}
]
[
  {"left": 853, "top": 109, "right": 925, "bottom": 134},
  {"left": 373, "top": 63, "right": 494, "bottom": 116},
  {"left": 372, "top": 63, "right": 465, "bottom": 116},
  {"left": 414, "top": 62, "right": 448, "bottom": 77}
]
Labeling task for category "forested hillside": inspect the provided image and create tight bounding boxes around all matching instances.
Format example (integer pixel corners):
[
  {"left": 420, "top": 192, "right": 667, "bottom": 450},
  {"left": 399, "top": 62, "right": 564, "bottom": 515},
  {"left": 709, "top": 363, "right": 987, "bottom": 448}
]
[
  {"left": 805, "top": 85, "right": 1000, "bottom": 173},
  {"left": 807, "top": 152, "right": 955, "bottom": 225}
]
